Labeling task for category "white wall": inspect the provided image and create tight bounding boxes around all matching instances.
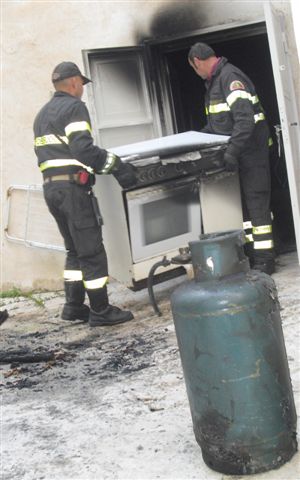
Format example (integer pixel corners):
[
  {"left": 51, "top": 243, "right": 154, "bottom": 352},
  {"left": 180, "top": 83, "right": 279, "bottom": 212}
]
[
  {"left": 1, "top": 0, "right": 299, "bottom": 290},
  {"left": 291, "top": 0, "right": 300, "bottom": 61},
  {"left": 1, "top": 0, "right": 161, "bottom": 291}
]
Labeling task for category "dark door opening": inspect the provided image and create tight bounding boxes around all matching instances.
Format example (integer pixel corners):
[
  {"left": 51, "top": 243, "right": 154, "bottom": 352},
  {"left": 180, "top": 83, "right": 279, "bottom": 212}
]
[{"left": 157, "top": 30, "right": 296, "bottom": 254}]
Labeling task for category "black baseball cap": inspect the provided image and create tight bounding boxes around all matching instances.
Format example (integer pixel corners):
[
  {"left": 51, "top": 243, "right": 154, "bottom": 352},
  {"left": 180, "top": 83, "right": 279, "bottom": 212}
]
[{"left": 51, "top": 61, "right": 91, "bottom": 85}]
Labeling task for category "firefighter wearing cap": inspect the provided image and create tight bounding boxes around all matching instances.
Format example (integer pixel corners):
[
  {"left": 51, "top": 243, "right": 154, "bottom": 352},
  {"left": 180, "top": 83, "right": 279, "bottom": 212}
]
[
  {"left": 188, "top": 43, "right": 275, "bottom": 275},
  {"left": 33, "top": 61, "right": 136, "bottom": 326}
]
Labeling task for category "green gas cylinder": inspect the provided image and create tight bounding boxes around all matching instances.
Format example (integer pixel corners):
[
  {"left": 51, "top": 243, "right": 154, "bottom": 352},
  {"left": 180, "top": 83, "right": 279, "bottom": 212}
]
[{"left": 170, "top": 230, "right": 297, "bottom": 475}]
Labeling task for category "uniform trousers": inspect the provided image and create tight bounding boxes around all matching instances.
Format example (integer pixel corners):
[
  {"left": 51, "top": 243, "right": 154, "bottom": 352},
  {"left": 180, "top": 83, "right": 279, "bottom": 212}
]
[
  {"left": 43, "top": 181, "right": 108, "bottom": 282},
  {"left": 238, "top": 123, "right": 274, "bottom": 260}
]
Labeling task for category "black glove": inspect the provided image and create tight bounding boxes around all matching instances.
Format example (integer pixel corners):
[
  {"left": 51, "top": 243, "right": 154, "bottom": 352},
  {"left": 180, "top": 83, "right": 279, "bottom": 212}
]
[
  {"left": 112, "top": 159, "right": 137, "bottom": 189},
  {"left": 223, "top": 150, "right": 239, "bottom": 172}
]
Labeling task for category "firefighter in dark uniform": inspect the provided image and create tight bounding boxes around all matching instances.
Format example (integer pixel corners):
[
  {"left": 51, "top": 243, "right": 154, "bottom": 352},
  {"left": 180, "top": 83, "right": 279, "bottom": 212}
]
[
  {"left": 33, "top": 61, "right": 137, "bottom": 326},
  {"left": 188, "top": 43, "right": 275, "bottom": 275}
]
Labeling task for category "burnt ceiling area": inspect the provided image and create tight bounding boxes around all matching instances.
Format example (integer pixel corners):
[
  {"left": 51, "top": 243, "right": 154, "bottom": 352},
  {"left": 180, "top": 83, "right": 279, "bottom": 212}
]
[{"left": 134, "top": 2, "right": 206, "bottom": 44}]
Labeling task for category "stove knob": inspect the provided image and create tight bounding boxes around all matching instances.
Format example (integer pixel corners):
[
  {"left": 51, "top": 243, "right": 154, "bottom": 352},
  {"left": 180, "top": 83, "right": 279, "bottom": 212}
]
[
  {"left": 138, "top": 172, "right": 147, "bottom": 183},
  {"left": 157, "top": 166, "right": 167, "bottom": 177},
  {"left": 175, "top": 164, "right": 184, "bottom": 173},
  {"left": 148, "top": 169, "right": 156, "bottom": 180}
]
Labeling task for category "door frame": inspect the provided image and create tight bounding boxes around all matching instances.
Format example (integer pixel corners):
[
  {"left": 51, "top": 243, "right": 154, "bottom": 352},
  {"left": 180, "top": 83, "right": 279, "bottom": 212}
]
[
  {"left": 147, "top": 16, "right": 299, "bottom": 261},
  {"left": 82, "top": 14, "right": 299, "bottom": 262},
  {"left": 264, "top": 1, "right": 300, "bottom": 263}
]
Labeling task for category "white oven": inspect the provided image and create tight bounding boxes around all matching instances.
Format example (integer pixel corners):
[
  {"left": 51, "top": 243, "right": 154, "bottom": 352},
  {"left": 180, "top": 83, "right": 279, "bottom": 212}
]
[
  {"left": 126, "top": 177, "right": 201, "bottom": 263},
  {"left": 93, "top": 132, "right": 242, "bottom": 287}
]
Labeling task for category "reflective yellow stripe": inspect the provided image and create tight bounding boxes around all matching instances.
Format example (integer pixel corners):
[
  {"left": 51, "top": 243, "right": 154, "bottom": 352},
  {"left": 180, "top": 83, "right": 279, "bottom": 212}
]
[
  {"left": 35, "top": 122, "right": 92, "bottom": 146},
  {"left": 101, "top": 151, "right": 118, "bottom": 174},
  {"left": 253, "top": 225, "right": 272, "bottom": 235},
  {"left": 254, "top": 113, "right": 265, "bottom": 123},
  {"left": 227, "top": 90, "right": 253, "bottom": 107},
  {"left": 243, "top": 221, "right": 252, "bottom": 230},
  {"left": 245, "top": 234, "right": 253, "bottom": 243},
  {"left": 64, "top": 270, "right": 83, "bottom": 281},
  {"left": 39, "top": 159, "right": 93, "bottom": 174},
  {"left": 207, "top": 92, "right": 266, "bottom": 126},
  {"left": 65, "top": 121, "right": 92, "bottom": 137},
  {"left": 35, "top": 134, "right": 68, "bottom": 147},
  {"left": 208, "top": 103, "right": 230, "bottom": 114},
  {"left": 254, "top": 239, "right": 274, "bottom": 250},
  {"left": 226, "top": 92, "right": 259, "bottom": 107},
  {"left": 268, "top": 137, "right": 273, "bottom": 147},
  {"left": 84, "top": 276, "right": 109, "bottom": 290}
]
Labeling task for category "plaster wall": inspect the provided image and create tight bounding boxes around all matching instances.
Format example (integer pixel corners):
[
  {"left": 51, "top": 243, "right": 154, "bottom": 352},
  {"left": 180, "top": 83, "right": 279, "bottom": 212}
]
[{"left": 1, "top": 0, "right": 299, "bottom": 290}]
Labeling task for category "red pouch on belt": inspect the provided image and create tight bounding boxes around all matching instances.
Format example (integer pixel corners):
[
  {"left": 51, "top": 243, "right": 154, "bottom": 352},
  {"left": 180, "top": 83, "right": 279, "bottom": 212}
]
[{"left": 78, "top": 170, "right": 90, "bottom": 185}]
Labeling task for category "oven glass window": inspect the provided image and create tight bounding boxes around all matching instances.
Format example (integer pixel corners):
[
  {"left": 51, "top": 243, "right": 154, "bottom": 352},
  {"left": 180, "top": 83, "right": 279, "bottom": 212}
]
[{"left": 142, "top": 190, "right": 194, "bottom": 245}]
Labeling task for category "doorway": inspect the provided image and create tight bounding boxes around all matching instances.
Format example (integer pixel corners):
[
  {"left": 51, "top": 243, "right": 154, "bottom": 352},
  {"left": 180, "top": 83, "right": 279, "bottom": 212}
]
[{"left": 153, "top": 28, "right": 296, "bottom": 254}]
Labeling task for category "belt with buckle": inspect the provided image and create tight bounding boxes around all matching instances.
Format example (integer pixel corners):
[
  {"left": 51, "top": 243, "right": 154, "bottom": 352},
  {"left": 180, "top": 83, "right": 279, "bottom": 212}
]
[{"left": 44, "top": 174, "right": 79, "bottom": 183}]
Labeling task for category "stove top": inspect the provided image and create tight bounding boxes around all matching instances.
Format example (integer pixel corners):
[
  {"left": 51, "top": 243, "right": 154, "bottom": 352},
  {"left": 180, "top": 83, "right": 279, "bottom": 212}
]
[
  {"left": 133, "top": 146, "right": 226, "bottom": 187},
  {"left": 110, "top": 131, "right": 229, "bottom": 162},
  {"left": 109, "top": 131, "right": 229, "bottom": 187}
]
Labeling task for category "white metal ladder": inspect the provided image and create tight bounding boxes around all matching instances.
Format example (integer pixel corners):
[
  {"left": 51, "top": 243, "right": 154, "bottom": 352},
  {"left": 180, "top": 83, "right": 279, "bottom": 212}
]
[{"left": 5, "top": 185, "right": 65, "bottom": 251}]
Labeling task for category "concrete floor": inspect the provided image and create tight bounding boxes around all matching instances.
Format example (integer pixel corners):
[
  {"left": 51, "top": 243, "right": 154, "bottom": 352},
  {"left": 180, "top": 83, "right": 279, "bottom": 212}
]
[{"left": 1, "top": 251, "right": 300, "bottom": 480}]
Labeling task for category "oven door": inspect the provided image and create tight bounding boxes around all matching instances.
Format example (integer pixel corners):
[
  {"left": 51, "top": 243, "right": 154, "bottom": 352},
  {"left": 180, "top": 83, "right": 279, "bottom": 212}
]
[{"left": 126, "top": 176, "right": 201, "bottom": 263}]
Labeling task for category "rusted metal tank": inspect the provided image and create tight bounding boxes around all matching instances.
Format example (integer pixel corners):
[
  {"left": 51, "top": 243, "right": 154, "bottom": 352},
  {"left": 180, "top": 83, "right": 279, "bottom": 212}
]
[{"left": 170, "top": 230, "right": 297, "bottom": 474}]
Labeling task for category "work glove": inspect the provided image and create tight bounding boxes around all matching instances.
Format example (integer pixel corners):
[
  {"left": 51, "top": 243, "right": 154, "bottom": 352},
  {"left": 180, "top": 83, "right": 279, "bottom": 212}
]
[
  {"left": 112, "top": 157, "right": 137, "bottom": 189},
  {"left": 223, "top": 150, "right": 239, "bottom": 172}
]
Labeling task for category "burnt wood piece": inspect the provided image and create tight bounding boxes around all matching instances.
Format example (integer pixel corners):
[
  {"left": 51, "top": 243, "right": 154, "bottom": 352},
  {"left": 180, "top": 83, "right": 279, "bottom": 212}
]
[
  {"left": 0, "top": 309, "right": 9, "bottom": 325},
  {"left": 0, "top": 349, "right": 57, "bottom": 364}
]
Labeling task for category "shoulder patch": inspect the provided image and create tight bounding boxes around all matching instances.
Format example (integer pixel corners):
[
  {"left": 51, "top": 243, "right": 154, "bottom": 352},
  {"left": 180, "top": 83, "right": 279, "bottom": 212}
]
[{"left": 229, "top": 80, "right": 245, "bottom": 91}]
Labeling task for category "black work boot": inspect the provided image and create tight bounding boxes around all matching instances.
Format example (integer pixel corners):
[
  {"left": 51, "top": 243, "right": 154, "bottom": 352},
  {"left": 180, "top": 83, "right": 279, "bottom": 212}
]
[
  {"left": 61, "top": 304, "right": 90, "bottom": 321},
  {"left": 252, "top": 254, "right": 275, "bottom": 275},
  {"left": 244, "top": 243, "right": 254, "bottom": 267},
  {"left": 89, "top": 305, "right": 134, "bottom": 327},
  {"left": 61, "top": 281, "right": 89, "bottom": 322}
]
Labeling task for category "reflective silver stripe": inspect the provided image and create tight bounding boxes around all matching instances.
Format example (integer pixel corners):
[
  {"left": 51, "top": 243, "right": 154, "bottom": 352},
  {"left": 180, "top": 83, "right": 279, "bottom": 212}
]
[
  {"left": 208, "top": 103, "right": 230, "bottom": 114},
  {"left": 35, "top": 134, "right": 68, "bottom": 147},
  {"left": 65, "top": 121, "right": 92, "bottom": 137},
  {"left": 100, "top": 151, "right": 118, "bottom": 174},
  {"left": 253, "top": 225, "right": 272, "bottom": 235},
  {"left": 84, "top": 276, "right": 109, "bottom": 290},
  {"left": 243, "top": 221, "right": 252, "bottom": 230},
  {"left": 64, "top": 270, "right": 83, "bottom": 281},
  {"left": 245, "top": 234, "right": 253, "bottom": 243},
  {"left": 254, "top": 239, "right": 274, "bottom": 250},
  {"left": 39, "top": 159, "right": 93, "bottom": 174}
]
